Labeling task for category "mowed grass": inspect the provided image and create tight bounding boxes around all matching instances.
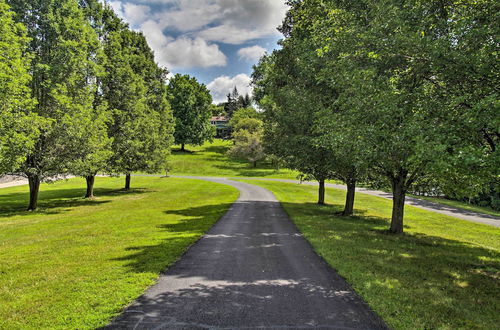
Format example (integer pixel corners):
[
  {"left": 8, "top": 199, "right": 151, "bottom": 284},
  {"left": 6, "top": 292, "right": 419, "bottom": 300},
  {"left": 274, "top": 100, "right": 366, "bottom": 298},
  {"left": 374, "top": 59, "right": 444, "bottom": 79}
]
[
  {"left": 0, "top": 176, "right": 238, "bottom": 329},
  {"left": 168, "top": 139, "right": 298, "bottom": 178},
  {"left": 240, "top": 180, "right": 500, "bottom": 329},
  {"left": 408, "top": 194, "right": 500, "bottom": 217}
]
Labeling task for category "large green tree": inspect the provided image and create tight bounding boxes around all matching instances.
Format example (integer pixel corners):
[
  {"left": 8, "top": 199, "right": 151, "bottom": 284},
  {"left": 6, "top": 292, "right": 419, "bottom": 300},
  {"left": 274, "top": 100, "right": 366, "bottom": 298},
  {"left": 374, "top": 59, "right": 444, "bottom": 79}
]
[
  {"left": 104, "top": 27, "right": 173, "bottom": 190},
  {"left": 168, "top": 74, "right": 214, "bottom": 152},
  {"left": 290, "top": 0, "right": 499, "bottom": 232},
  {"left": 8, "top": 0, "right": 100, "bottom": 210},
  {"left": 69, "top": 0, "right": 115, "bottom": 198},
  {"left": 0, "top": 0, "right": 40, "bottom": 175},
  {"left": 253, "top": 53, "right": 337, "bottom": 205},
  {"left": 252, "top": 6, "right": 367, "bottom": 211}
]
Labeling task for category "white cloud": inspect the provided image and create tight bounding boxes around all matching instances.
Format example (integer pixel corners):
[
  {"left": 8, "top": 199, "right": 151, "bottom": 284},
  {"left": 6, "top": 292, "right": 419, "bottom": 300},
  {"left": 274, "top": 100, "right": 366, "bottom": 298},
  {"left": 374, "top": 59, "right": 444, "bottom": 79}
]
[
  {"left": 108, "top": 1, "right": 125, "bottom": 20},
  {"left": 237, "top": 45, "right": 266, "bottom": 62},
  {"left": 193, "top": 1, "right": 288, "bottom": 44},
  {"left": 112, "top": 0, "right": 288, "bottom": 42},
  {"left": 207, "top": 74, "right": 253, "bottom": 104},
  {"left": 159, "top": 37, "right": 227, "bottom": 68},
  {"left": 105, "top": 0, "right": 288, "bottom": 68},
  {"left": 123, "top": 3, "right": 151, "bottom": 26},
  {"left": 157, "top": 1, "right": 221, "bottom": 32},
  {"left": 139, "top": 20, "right": 227, "bottom": 69}
]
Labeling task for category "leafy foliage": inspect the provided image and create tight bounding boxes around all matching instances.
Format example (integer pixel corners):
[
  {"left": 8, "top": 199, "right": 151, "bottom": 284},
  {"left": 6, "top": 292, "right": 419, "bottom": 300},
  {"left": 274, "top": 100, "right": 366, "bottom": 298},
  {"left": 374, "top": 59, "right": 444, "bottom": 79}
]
[
  {"left": 254, "top": 0, "right": 499, "bottom": 232},
  {"left": 168, "top": 74, "right": 214, "bottom": 150},
  {"left": 0, "top": 0, "right": 40, "bottom": 174}
]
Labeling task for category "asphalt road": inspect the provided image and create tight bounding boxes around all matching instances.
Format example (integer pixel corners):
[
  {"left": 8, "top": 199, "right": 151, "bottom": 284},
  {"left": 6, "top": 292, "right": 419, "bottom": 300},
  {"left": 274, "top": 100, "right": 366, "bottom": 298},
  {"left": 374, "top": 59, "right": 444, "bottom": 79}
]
[{"left": 106, "top": 177, "right": 387, "bottom": 329}]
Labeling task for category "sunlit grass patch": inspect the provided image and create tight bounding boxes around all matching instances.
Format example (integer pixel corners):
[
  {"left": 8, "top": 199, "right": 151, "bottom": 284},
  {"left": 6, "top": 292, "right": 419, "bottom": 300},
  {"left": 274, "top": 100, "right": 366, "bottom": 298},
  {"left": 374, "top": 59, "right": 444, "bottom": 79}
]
[
  {"left": 0, "top": 176, "right": 238, "bottom": 329},
  {"left": 168, "top": 139, "right": 298, "bottom": 179}
]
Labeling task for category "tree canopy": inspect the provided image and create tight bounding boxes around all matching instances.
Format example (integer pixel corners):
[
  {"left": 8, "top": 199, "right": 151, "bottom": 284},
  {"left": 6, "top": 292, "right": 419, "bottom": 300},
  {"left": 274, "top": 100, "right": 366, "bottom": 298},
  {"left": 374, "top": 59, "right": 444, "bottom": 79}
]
[
  {"left": 253, "top": 0, "right": 499, "bottom": 232},
  {"left": 168, "top": 74, "right": 214, "bottom": 151},
  {"left": 3, "top": 0, "right": 175, "bottom": 208},
  {"left": 0, "top": 0, "right": 40, "bottom": 175}
]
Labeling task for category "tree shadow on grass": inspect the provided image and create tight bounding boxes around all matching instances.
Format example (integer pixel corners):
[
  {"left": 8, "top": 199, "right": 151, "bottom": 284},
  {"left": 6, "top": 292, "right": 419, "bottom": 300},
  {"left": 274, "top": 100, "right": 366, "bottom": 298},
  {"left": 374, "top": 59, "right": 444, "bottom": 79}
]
[
  {"left": 0, "top": 187, "right": 151, "bottom": 218},
  {"left": 212, "top": 162, "right": 284, "bottom": 177},
  {"left": 111, "top": 203, "right": 234, "bottom": 274},
  {"left": 202, "top": 144, "right": 230, "bottom": 154},
  {"left": 171, "top": 149, "right": 196, "bottom": 154}
]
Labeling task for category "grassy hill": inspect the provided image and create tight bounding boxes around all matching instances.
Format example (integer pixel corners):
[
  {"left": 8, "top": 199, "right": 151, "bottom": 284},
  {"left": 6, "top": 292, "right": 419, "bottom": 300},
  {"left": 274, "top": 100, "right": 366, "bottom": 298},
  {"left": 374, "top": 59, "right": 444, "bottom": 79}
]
[{"left": 168, "top": 139, "right": 298, "bottom": 179}]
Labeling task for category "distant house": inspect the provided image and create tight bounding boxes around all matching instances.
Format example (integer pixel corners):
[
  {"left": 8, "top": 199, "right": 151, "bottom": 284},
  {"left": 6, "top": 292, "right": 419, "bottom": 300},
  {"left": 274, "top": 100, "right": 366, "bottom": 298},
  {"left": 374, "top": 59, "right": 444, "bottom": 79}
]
[{"left": 210, "top": 116, "right": 230, "bottom": 138}]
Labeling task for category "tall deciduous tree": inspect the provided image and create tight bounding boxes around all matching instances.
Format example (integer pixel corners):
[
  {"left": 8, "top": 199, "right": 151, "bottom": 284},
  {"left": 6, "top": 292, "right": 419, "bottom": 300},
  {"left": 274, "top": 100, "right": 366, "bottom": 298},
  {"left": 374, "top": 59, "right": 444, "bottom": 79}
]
[
  {"left": 71, "top": 0, "right": 114, "bottom": 198},
  {"left": 291, "top": 0, "right": 498, "bottom": 232},
  {"left": 104, "top": 27, "right": 173, "bottom": 190},
  {"left": 0, "top": 0, "right": 40, "bottom": 175},
  {"left": 168, "top": 74, "right": 214, "bottom": 152},
  {"left": 8, "top": 0, "right": 100, "bottom": 210},
  {"left": 252, "top": 7, "right": 366, "bottom": 211}
]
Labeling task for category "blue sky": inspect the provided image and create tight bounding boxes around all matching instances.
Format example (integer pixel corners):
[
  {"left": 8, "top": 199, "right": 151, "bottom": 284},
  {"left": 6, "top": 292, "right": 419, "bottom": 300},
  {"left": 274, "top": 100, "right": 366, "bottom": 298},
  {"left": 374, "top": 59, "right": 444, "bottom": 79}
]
[{"left": 108, "top": 0, "right": 288, "bottom": 103}]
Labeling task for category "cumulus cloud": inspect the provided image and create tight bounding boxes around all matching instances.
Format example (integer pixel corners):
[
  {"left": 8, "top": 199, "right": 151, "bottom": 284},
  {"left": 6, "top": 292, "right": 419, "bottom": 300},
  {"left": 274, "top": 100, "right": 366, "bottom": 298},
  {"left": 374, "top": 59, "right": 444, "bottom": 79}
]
[
  {"left": 196, "top": 0, "right": 288, "bottom": 44},
  {"left": 107, "top": 0, "right": 288, "bottom": 69},
  {"left": 140, "top": 20, "right": 227, "bottom": 68},
  {"left": 237, "top": 45, "right": 267, "bottom": 62},
  {"left": 123, "top": 3, "right": 151, "bottom": 26},
  {"left": 157, "top": 37, "right": 227, "bottom": 69},
  {"left": 207, "top": 74, "right": 253, "bottom": 104}
]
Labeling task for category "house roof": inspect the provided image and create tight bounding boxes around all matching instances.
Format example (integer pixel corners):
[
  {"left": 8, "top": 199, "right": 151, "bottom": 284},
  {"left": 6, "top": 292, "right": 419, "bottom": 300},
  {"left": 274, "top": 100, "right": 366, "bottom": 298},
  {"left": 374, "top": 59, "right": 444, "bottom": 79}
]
[{"left": 211, "top": 116, "right": 227, "bottom": 122}]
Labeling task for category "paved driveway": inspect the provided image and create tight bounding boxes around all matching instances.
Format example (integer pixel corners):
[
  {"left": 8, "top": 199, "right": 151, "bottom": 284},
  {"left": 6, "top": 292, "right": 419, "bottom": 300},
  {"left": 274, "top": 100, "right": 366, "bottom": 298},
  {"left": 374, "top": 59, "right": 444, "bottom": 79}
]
[{"left": 106, "top": 177, "right": 386, "bottom": 329}]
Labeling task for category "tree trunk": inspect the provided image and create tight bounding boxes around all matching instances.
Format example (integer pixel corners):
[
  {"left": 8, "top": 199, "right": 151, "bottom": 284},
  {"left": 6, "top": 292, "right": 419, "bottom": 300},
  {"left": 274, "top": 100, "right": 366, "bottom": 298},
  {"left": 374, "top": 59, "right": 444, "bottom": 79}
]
[
  {"left": 342, "top": 179, "right": 356, "bottom": 216},
  {"left": 253, "top": 160, "right": 257, "bottom": 168},
  {"left": 318, "top": 179, "right": 325, "bottom": 205},
  {"left": 181, "top": 143, "right": 185, "bottom": 151},
  {"left": 85, "top": 175, "right": 95, "bottom": 198},
  {"left": 125, "top": 173, "right": 131, "bottom": 190},
  {"left": 390, "top": 174, "right": 407, "bottom": 233},
  {"left": 27, "top": 174, "right": 40, "bottom": 211}
]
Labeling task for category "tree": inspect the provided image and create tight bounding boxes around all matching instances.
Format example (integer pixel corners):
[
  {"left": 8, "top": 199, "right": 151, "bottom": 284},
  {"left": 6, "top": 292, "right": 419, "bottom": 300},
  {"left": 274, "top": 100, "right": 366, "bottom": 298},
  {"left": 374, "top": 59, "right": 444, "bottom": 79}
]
[
  {"left": 72, "top": 0, "right": 114, "bottom": 198},
  {"left": 168, "top": 74, "right": 214, "bottom": 152},
  {"left": 237, "top": 93, "right": 252, "bottom": 108},
  {"left": 103, "top": 27, "right": 173, "bottom": 190},
  {"left": 228, "top": 118, "right": 265, "bottom": 168},
  {"left": 252, "top": 7, "right": 366, "bottom": 211},
  {"left": 210, "top": 104, "right": 225, "bottom": 117},
  {"left": 228, "top": 107, "right": 261, "bottom": 130},
  {"left": 8, "top": 0, "right": 101, "bottom": 210},
  {"left": 0, "top": 0, "right": 40, "bottom": 175},
  {"left": 422, "top": 0, "right": 499, "bottom": 210},
  {"left": 223, "top": 86, "right": 240, "bottom": 118},
  {"left": 253, "top": 54, "right": 337, "bottom": 205},
  {"left": 297, "top": 0, "right": 499, "bottom": 232}
]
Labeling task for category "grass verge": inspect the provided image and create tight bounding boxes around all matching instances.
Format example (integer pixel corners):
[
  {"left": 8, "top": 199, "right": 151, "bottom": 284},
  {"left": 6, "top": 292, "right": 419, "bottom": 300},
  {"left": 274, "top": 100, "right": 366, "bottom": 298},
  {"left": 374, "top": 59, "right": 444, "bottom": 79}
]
[
  {"left": 408, "top": 194, "right": 500, "bottom": 217},
  {"left": 168, "top": 139, "right": 298, "bottom": 179},
  {"left": 240, "top": 179, "right": 500, "bottom": 329},
  {"left": 0, "top": 176, "right": 238, "bottom": 329}
]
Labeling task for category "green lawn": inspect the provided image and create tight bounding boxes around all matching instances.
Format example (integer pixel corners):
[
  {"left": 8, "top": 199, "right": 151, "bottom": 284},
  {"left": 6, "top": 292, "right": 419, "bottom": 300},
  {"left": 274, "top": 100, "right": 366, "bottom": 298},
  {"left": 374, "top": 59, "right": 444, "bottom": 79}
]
[
  {"left": 0, "top": 176, "right": 238, "bottom": 329},
  {"left": 240, "top": 180, "right": 500, "bottom": 329},
  {"left": 168, "top": 139, "right": 298, "bottom": 178},
  {"left": 409, "top": 194, "right": 500, "bottom": 217}
]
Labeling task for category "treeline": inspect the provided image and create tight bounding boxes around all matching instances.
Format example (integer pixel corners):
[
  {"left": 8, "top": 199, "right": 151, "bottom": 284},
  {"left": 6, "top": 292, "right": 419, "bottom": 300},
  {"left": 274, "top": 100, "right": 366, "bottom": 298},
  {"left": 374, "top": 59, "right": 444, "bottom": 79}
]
[
  {"left": 253, "top": 0, "right": 499, "bottom": 233},
  {"left": 0, "top": 0, "right": 177, "bottom": 210}
]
